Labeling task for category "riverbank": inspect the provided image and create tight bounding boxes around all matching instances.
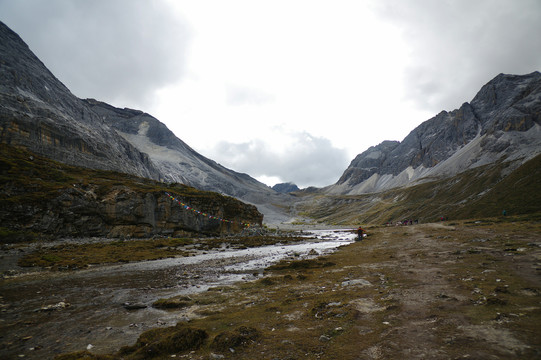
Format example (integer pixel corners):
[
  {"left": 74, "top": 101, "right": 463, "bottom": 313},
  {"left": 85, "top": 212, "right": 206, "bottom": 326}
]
[
  {"left": 2, "top": 219, "right": 541, "bottom": 359},
  {"left": 0, "top": 229, "right": 355, "bottom": 359}
]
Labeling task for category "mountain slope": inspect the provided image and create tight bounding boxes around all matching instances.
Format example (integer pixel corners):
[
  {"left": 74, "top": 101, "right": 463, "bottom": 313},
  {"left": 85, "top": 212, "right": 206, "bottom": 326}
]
[
  {"left": 300, "top": 154, "right": 541, "bottom": 225},
  {"left": 83, "top": 99, "right": 295, "bottom": 224},
  {"left": 0, "top": 21, "right": 161, "bottom": 180},
  {"left": 0, "top": 144, "right": 263, "bottom": 238},
  {"left": 0, "top": 21, "right": 293, "bottom": 224},
  {"left": 328, "top": 72, "right": 541, "bottom": 195}
]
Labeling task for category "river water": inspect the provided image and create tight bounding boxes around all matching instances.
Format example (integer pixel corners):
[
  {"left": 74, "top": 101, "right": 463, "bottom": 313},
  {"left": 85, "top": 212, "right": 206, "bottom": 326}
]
[{"left": 0, "top": 228, "right": 356, "bottom": 359}]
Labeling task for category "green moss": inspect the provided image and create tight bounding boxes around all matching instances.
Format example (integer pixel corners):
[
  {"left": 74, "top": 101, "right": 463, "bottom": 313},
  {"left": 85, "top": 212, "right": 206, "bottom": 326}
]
[
  {"left": 118, "top": 325, "right": 208, "bottom": 357},
  {"left": 153, "top": 296, "right": 193, "bottom": 309},
  {"left": 18, "top": 238, "right": 193, "bottom": 269}
]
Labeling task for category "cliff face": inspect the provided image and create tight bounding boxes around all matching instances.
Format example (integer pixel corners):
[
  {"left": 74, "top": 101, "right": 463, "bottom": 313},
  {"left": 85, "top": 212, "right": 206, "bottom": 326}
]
[
  {"left": 0, "top": 145, "right": 263, "bottom": 238},
  {"left": 0, "top": 21, "right": 162, "bottom": 181},
  {"left": 330, "top": 72, "right": 541, "bottom": 195}
]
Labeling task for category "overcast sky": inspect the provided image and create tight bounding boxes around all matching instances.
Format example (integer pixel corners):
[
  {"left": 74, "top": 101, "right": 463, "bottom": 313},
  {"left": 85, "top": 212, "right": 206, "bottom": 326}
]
[{"left": 1, "top": 0, "right": 540, "bottom": 187}]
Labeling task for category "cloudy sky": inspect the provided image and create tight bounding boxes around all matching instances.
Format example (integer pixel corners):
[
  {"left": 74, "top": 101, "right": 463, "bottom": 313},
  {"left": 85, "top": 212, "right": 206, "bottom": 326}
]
[{"left": 1, "top": 0, "right": 540, "bottom": 187}]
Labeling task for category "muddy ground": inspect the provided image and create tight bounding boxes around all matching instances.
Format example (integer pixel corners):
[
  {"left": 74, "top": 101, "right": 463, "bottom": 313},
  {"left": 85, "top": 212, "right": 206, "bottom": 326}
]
[{"left": 1, "top": 219, "right": 540, "bottom": 359}]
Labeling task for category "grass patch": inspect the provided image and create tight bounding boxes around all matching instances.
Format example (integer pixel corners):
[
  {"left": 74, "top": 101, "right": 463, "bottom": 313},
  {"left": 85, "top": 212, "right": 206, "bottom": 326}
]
[{"left": 18, "top": 238, "right": 194, "bottom": 269}]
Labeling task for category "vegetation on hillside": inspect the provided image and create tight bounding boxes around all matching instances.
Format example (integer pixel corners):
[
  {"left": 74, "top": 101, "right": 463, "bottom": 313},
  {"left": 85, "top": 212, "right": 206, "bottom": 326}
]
[
  {"left": 0, "top": 144, "right": 262, "bottom": 239},
  {"left": 298, "top": 155, "right": 541, "bottom": 225}
]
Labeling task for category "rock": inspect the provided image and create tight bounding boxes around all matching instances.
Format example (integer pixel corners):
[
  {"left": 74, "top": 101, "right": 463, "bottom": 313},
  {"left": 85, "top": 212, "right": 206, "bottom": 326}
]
[
  {"left": 341, "top": 279, "right": 372, "bottom": 287},
  {"left": 272, "top": 182, "right": 300, "bottom": 193},
  {"left": 0, "top": 146, "right": 264, "bottom": 237},
  {"left": 319, "top": 335, "right": 331, "bottom": 342},
  {"left": 0, "top": 22, "right": 161, "bottom": 181},
  {"left": 37, "top": 301, "right": 70, "bottom": 312},
  {"left": 123, "top": 302, "right": 147, "bottom": 310}
]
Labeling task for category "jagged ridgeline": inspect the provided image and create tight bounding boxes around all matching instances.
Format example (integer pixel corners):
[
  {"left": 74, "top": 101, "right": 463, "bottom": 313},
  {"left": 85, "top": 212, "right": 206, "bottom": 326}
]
[{"left": 0, "top": 144, "right": 263, "bottom": 240}]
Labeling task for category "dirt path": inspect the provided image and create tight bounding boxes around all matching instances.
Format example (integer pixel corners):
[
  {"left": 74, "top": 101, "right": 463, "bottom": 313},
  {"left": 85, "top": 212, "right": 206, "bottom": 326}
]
[{"left": 359, "top": 222, "right": 541, "bottom": 359}]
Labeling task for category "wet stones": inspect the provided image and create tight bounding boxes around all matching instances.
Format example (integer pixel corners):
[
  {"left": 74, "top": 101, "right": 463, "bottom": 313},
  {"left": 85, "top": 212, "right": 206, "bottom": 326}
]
[
  {"left": 36, "top": 301, "right": 70, "bottom": 312},
  {"left": 341, "top": 278, "right": 372, "bottom": 287}
]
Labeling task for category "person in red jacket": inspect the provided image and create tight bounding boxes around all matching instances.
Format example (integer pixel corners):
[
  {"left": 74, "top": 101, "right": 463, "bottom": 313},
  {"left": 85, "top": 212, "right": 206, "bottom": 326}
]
[{"left": 357, "top": 226, "right": 365, "bottom": 241}]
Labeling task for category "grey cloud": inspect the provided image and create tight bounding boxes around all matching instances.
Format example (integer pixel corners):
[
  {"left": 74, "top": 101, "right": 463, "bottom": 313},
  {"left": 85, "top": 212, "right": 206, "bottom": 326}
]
[
  {"left": 211, "top": 132, "right": 349, "bottom": 188},
  {"left": 0, "top": 0, "right": 190, "bottom": 108},
  {"left": 375, "top": 0, "right": 541, "bottom": 112},
  {"left": 226, "top": 85, "right": 275, "bottom": 106}
]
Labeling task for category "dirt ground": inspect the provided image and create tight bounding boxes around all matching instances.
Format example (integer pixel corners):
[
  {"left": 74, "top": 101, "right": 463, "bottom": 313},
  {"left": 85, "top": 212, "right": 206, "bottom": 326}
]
[
  {"left": 1, "top": 219, "right": 540, "bottom": 359},
  {"left": 210, "top": 220, "right": 540, "bottom": 360}
]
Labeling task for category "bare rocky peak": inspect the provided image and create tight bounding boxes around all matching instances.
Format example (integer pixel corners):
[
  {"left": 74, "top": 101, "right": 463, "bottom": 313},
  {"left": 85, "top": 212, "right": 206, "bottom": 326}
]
[
  {"left": 331, "top": 72, "right": 541, "bottom": 195},
  {"left": 272, "top": 182, "right": 300, "bottom": 193},
  {"left": 0, "top": 21, "right": 161, "bottom": 180}
]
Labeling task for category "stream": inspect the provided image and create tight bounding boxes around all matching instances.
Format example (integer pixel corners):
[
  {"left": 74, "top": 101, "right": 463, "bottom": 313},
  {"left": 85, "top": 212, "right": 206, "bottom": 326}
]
[{"left": 0, "top": 228, "right": 356, "bottom": 359}]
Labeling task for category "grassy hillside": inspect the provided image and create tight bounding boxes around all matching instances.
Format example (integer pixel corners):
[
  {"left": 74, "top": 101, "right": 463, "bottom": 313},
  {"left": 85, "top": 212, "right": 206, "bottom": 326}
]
[
  {"left": 298, "top": 155, "right": 541, "bottom": 225},
  {"left": 0, "top": 144, "right": 263, "bottom": 239}
]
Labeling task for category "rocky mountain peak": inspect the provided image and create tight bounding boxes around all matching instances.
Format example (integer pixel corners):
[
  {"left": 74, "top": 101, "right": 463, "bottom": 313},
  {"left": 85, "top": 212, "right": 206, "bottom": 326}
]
[
  {"left": 470, "top": 71, "right": 541, "bottom": 133},
  {"left": 272, "top": 182, "right": 300, "bottom": 193},
  {"left": 329, "top": 72, "right": 541, "bottom": 195},
  {"left": 0, "top": 21, "right": 162, "bottom": 180}
]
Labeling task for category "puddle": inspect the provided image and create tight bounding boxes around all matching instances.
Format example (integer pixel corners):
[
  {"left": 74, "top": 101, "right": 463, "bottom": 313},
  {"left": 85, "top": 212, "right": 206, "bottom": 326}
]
[{"left": 0, "top": 229, "right": 355, "bottom": 359}]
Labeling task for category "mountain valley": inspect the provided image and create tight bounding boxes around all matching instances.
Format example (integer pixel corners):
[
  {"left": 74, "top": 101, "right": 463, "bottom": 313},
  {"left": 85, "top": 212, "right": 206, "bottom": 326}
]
[{"left": 1, "top": 19, "right": 541, "bottom": 360}]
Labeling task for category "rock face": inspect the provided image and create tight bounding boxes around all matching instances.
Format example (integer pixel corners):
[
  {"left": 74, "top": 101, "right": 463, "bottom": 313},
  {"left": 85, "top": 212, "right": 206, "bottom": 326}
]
[
  {"left": 0, "top": 145, "right": 263, "bottom": 237},
  {"left": 272, "top": 182, "right": 300, "bottom": 193},
  {"left": 0, "top": 21, "right": 162, "bottom": 180},
  {"left": 329, "top": 72, "right": 541, "bottom": 195}
]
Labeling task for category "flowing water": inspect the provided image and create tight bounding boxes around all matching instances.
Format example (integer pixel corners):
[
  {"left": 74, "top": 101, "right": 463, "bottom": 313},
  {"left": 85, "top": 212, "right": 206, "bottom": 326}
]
[{"left": 0, "top": 228, "right": 356, "bottom": 359}]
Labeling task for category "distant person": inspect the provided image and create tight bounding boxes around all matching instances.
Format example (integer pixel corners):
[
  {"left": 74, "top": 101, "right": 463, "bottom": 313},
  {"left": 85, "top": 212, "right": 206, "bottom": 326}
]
[
  {"left": 357, "top": 226, "right": 365, "bottom": 241},
  {"left": 502, "top": 209, "right": 507, "bottom": 216}
]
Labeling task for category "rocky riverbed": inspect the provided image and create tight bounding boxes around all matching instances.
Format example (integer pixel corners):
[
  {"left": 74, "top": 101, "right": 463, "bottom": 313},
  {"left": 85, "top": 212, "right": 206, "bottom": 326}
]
[{"left": 0, "top": 229, "right": 356, "bottom": 359}]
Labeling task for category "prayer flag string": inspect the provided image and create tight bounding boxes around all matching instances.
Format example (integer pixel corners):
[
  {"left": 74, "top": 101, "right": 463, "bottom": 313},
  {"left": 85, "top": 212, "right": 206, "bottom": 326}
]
[{"left": 165, "top": 192, "right": 250, "bottom": 227}]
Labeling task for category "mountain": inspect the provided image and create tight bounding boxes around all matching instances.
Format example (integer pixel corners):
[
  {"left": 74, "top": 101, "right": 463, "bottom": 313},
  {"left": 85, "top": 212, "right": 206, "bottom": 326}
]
[
  {"left": 82, "top": 99, "right": 293, "bottom": 223},
  {"left": 0, "top": 21, "right": 292, "bottom": 224},
  {"left": 272, "top": 182, "right": 300, "bottom": 193},
  {"left": 0, "top": 144, "right": 263, "bottom": 238},
  {"left": 0, "top": 21, "right": 161, "bottom": 180},
  {"left": 327, "top": 72, "right": 541, "bottom": 195}
]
